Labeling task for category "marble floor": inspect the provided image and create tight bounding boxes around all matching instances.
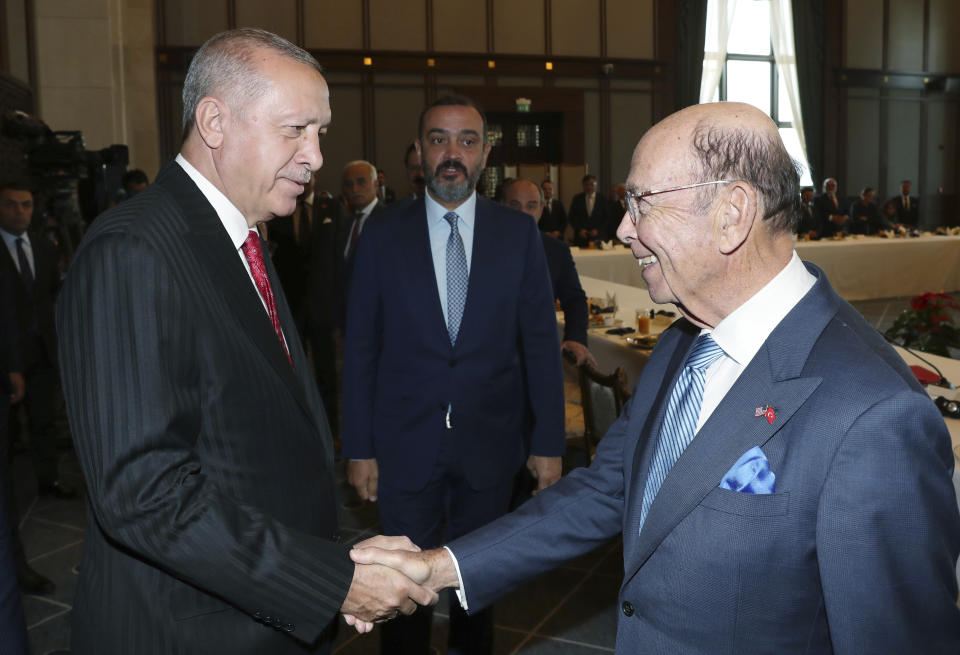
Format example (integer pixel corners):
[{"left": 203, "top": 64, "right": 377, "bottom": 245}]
[{"left": 10, "top": 292, "right": 952, "bottom": 654}]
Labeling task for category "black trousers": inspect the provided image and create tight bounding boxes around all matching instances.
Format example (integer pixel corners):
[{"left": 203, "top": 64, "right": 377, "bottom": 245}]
[{"left": 376, "top": 442, "right": 514, "bottom": 655}]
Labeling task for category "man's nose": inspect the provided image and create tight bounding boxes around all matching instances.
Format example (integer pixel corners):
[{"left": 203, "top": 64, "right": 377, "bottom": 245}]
[
  {"left": 615, "top": 211, "right": 635, "bottom": 244},
  {"left": 301, "top": 133, "right": 323, "bottom": 171}
]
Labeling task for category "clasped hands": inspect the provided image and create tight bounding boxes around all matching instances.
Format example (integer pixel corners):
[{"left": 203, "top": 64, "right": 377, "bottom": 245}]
[{"left": 339, "top": 535, "right": 458, "bottom": 634}]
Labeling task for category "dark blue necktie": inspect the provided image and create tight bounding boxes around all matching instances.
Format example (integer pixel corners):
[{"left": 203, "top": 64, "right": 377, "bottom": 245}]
[
  {"left": 15, "top": 237, "right": 34, "bottom": 292},
  {"left": 639, "top": 333, "right": 725, "bottom": 532},
  {"left": 444, "top": 212, "right": 468, "bottom": 345}
]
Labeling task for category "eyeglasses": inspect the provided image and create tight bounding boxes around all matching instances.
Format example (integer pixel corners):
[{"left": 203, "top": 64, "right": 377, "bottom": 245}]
[{"left": 625, "top": 179, "right": 738, "bottom": 225}]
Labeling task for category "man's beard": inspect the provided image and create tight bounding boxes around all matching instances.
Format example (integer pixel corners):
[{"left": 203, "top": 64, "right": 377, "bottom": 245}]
[{"left": 424, "top": 159, "right": 483, "bottom": 204}]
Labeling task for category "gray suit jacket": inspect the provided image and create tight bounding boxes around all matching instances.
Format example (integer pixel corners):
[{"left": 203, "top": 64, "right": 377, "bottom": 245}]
[
  {"left": 58, "top": 161, "right": 354, "bottom": 654},
  {"left": 450, "top": 264, "right": 960, "bottom": 654}
]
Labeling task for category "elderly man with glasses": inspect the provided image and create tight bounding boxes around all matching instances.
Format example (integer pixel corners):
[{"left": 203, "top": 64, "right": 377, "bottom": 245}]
[{"left": 350, "top": 101, "right": 960, "bottom": 654}]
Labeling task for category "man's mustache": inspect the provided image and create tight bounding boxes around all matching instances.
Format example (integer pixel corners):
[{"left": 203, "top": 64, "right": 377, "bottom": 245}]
[{"left": 435, "top": 160, "right": 467, "bottom": 177}]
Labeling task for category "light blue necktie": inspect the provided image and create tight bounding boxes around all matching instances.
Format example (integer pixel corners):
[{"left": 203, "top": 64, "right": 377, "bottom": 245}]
[
  {"left": 638, "top": 333, "right": 725, "bottom": 532},
  {"left": 444, "top": 211, "right": 468, "bottom": 345}
]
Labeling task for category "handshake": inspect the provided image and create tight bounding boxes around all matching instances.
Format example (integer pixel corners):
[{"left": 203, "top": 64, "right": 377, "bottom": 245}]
[{"left": 339, "top": 535, "right": 459, "bottom": 633}]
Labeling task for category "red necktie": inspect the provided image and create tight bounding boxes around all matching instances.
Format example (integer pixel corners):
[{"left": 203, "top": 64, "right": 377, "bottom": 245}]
[{"left": 241, "top": 231, "right": 292, "bottom": 366}]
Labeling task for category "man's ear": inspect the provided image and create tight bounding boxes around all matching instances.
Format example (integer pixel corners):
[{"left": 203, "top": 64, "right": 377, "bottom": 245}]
[
  {"left": 194, "top": 97, "right": 227, "bottom": 150},
  {"left": 717, "top": 182, "right": 757, "bottom": 255}
]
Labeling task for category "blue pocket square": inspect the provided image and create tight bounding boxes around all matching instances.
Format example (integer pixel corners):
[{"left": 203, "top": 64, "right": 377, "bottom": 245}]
[{"left": 719, "top": 446, "right": 776, "bottom": 494}]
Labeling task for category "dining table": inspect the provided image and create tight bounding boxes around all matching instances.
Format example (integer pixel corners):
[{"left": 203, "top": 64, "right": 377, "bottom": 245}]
[{"left": 572, "top": 234, "right": 960, "bottom": 301}]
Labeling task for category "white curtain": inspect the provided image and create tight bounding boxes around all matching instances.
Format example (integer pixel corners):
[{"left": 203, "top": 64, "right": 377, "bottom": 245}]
[
  {"left": 699, "top": 0, "right": 739, "bottom": 104},
  {"left": 770, "top": 0, "right": 808, "bottom": 165}
]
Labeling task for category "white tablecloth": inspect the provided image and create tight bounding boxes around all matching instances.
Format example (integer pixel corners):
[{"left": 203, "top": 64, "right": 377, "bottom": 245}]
[{"left": 572, "top": 235, "right": 960, "bottom": 301}]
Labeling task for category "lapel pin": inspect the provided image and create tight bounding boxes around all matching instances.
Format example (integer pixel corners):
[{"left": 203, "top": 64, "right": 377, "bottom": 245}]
[{"left": 754, "top": 405, "right": 776, "bottom": 424}]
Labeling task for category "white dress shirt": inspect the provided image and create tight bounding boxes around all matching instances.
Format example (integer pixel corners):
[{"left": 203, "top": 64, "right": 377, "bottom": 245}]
[
  {"left": 343, "top": 197, "right": 379, "bottom": 257},
  {"left": 175, "top": 154, "right": 274, "bottom": 321},
  {"left": 1, "top": 228, "right": 35, "bottom": 277},
  {"left": 696, "top": 251, "right": 816, "bottom": 431},
  {"left": 426, "top": 190, "right": 476, "bottom": 324}
]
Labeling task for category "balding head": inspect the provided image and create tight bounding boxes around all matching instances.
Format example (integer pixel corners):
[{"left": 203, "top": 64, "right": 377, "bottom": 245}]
[
  {"left": 617, "top": 102, "right": 800, "bottom": 327},
  {"left": 504, "top": 178, "right": 544, "bottom": 221}
]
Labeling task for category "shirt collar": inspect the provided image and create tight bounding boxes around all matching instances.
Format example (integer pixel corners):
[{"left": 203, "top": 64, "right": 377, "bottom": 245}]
[
  {"left": 425, "top": 190, "right": 476, "bottom": 231},
  {"left": 176, "top": 153, "right": 251, "bottom": 251},
  {"left": 358, "top": 197, "right": 379, "bottom": 218},
  {"left": 709, "top": 251, "right": 816, "bottom": 367},
  {"left": 0, "top": 228, "right": 28, "bottom": 250}
]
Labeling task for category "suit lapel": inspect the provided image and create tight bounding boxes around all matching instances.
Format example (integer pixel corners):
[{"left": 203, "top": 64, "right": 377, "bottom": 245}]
[
  {"left": 623, "top": 268, "right": 837, "bottom": 578},
  {"left": 155, "top": 163, "right": 315, "bottom": 427},
  {"left": 398, "top": 199, "right": 449, "bottom": 345}
]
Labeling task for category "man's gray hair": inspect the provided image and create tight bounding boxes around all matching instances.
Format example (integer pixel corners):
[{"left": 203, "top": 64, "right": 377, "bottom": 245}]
[
  {"left": 343, "top": 160, "right": 378, "bottom": 180},
  {"left": 181, "top": 28, "right": 322, "bottom": 140},
  {"left": 689, "top": 121, "right": 802, "bottom": 234}
]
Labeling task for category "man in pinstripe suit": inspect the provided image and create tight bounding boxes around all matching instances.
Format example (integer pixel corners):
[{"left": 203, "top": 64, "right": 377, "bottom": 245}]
[{"left": 56, "top": 29, "right": 433, "bottom": 654}]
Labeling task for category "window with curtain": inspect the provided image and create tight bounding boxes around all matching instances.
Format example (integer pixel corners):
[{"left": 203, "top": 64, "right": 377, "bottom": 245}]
[{"left": 700, "top": 0, "right": 812, "bottom": 186}]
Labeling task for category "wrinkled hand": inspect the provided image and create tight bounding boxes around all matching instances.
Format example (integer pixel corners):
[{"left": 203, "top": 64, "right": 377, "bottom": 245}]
[
  {"left": 340, "top": 536, "right": 437, "bottom": 634},
  {"left": 526, "top": 455, "right": 562, "bottom": 494},
  {"left": 8, "top": 372, "right": 24, "bottom": 404},
  {"left": 347, "top": 458, "right": 379, "bottom": 502},
  {"left": 561, "top": 341, "right": 597, "bottom": 369},
  {"left": 350, "top": 544, "right": 459, "bottom": 596}
]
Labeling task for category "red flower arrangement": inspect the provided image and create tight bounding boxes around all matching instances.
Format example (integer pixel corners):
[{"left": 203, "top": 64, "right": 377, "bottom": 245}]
[{"left": 886, "top": 292, "right": 960, "bottom": 356}]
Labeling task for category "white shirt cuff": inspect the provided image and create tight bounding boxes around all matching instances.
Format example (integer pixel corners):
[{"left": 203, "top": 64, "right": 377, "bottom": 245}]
[{"left": 443, "top": 546, "right": 468, "bottom": 611}]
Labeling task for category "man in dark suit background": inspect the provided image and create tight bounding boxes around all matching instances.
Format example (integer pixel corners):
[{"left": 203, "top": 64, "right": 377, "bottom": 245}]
[
  {"left": 538, "top": 179, "right": 567, "bottom": 239},
  {"left": 504, "top": 178, "right": 595, "bottom": 368},
  {"left": 352, "top": 102, "right": 960, "bottom": 654},
  {"left": 797, "top": 186, "right": 818, "bottom": 236},
  {"left": 342, "top": 95, "right": 565, "bottom": 655},
  {"left": 56, "top": 28, "right": 434, "bottom": 655},
  {"left": 0, "top": 182, "right": 75, "bottom": 506},
  {"left": 889, "top": 179, "right": 919, "bottom": 227},
  {"left": 813, "top": 177, "right": 848, "bottom": 237},
  {"left": 848, "top": 186, "right": 891, "bottom": 235},
  {"left": 568, "top": 174, "right": 613, "bottom": 245}
]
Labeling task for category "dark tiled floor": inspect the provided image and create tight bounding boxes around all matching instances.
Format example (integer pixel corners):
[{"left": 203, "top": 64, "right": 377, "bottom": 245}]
[{"left": 9, "top": 293, "right": 949, "bottom": 654}]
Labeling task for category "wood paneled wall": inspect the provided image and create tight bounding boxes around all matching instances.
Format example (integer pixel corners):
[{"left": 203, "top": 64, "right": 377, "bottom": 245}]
[{"left": 155, "top": 0, "right": 667, "bottom": 200}]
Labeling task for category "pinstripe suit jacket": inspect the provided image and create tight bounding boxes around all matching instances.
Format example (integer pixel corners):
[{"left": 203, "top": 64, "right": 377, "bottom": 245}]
[{"left": 57, "top": 161, "right": 354, "bottom": 654}]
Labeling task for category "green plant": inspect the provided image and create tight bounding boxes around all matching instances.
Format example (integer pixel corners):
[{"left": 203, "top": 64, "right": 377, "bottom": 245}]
[{"left": 884, "top": 292, "right": 960, "bottom": 357}]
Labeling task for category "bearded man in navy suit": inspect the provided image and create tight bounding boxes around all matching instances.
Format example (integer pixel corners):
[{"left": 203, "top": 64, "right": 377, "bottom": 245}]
[
  {"left": 342, "top": 95, "right": 565, "bottom": 655},
  {"left": 351, "top": 102, "right": 960, "bottom": 654}
]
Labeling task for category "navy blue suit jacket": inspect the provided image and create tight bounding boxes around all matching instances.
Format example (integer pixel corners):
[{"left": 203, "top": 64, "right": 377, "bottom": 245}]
[
  {"left": 450, "top": 263, "right": 960, "bottom": 653},
  {"left": 342, "top": 197, "right": 565, "bottom": 492},
  {"left": 541, "top": 234, "right": 587, "bottom": 346}
]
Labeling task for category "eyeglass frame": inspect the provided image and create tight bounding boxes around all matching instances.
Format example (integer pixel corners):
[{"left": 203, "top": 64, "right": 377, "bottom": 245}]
[{"left": 625, "top": 179, "right": 740, "bottom": 225}]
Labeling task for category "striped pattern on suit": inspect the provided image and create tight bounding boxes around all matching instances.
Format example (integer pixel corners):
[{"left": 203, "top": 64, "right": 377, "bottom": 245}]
[{"left": 57, "top": 161, "right": 354, "bottom": 654}]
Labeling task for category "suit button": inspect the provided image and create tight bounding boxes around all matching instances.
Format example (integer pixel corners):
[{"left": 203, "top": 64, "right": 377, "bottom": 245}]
[
  {"left": 449, "top": 359, "right": 456, "bottom": 367},
  {"left": 331, "top": 533, "right": 342, "bottom": 543},
  {"left": 621, "top": 601, "right": 634, "bottom": 617},
  {"left": 254, "top": 610, "right": 263, "bottom": 620},
  {"left": 285, "top": 623, "right": 296, "bottom": 632}
]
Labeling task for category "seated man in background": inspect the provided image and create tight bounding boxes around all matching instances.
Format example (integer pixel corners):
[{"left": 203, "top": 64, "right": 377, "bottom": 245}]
[
  {"left": 848, "top": 187, "right": 891, "bottom": 235},
  {"left": 797, "top": 186, "right": 819, "bottom": 237},
  {"left": 504, "top": 178, "right": 596, "bottom": 368},
  {"left": 813, "top": 177, "right": 848, "bottom": 237}
]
